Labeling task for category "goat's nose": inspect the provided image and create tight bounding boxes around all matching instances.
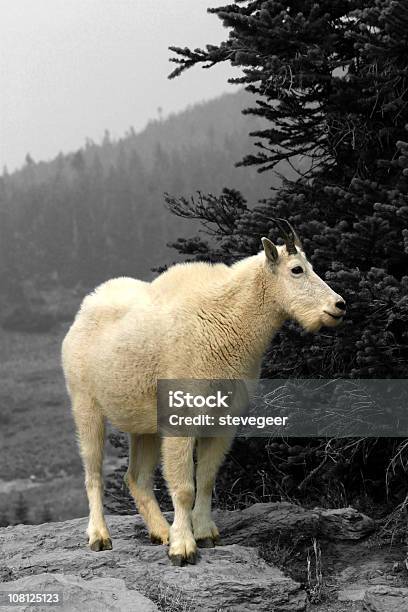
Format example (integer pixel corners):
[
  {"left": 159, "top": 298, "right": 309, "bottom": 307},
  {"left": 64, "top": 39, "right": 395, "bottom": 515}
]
[{"left": 335, "top": 300, "right": 346, "bottom": 311}]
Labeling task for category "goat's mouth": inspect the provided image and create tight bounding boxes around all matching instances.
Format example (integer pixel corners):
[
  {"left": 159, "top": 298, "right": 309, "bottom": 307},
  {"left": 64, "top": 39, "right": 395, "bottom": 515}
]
[{"left": 323, "top": 311, "right": 343, "bottom": 321}]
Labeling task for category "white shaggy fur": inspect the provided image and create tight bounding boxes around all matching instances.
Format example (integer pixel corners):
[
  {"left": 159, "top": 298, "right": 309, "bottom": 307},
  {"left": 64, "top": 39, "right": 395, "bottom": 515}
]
[{"left": 62, "top": 241, "right": 344, "bottom": 563}]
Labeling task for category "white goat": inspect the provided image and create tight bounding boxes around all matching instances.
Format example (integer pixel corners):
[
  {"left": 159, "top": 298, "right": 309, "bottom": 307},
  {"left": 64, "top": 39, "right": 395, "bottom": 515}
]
[{"left": 61, "top": 222, "right": 345, "bottom": 565}]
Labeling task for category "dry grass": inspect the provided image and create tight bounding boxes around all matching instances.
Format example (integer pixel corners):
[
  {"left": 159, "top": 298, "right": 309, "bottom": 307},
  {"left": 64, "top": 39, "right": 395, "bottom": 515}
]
[
  {"left": 306, "top": 538, "right": 324, "bottom": 604},
  {"left": 259, "top": 533, "right": 305, "bottom": 569},
  {"left": 143, "top": 581, "right": 198, "bottom": 612}
]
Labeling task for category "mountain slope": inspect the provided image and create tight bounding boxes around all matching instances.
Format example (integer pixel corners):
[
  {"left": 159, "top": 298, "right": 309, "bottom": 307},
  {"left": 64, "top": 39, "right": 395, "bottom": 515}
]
[{"left": 0, "top": 90, "right": 282, "bottom": 292}]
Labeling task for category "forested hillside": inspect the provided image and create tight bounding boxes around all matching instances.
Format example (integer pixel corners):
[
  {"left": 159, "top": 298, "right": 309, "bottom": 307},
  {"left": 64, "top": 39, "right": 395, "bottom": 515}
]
[{"left": 0, "top": 90, "right": 280, "bottom": 309}]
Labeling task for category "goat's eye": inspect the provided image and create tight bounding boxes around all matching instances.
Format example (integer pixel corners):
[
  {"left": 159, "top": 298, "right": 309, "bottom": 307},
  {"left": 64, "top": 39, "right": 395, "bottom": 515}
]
[{"left": 291, "top": 266, "right": 304, "bottom": 275}]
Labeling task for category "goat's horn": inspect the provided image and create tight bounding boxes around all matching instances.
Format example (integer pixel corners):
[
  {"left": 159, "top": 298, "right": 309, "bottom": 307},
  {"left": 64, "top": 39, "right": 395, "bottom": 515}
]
[
  {"left": 269, "top": 218, "right": 298, "bottom": 256},
  {"left": 276, "top": 218, "right": 302, "bottom": 252}
]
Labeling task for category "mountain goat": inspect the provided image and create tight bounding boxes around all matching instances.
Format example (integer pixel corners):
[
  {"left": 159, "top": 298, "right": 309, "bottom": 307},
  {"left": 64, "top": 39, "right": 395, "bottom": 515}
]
[{"left": 62, "top": 220, "right": 345, "bottom": 565}]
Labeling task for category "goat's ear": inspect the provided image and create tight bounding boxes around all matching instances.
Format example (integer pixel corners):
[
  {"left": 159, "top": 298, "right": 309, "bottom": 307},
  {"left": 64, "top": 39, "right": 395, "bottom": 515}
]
[{"left": 261, "top": 237, "right": 279, "bottom": 264}]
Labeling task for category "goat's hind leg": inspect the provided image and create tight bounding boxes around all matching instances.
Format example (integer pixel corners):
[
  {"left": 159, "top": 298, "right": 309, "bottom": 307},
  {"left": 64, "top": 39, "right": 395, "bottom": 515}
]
[
  {"left": 125, "top": 434, "right": 170, "bottom": 545},
  {"left": 71, "top": 394, "right": 112, "bottom": 551}
]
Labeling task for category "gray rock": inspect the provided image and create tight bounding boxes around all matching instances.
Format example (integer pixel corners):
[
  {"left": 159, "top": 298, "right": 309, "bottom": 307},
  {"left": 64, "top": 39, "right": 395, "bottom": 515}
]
[
  {"left": 214, "top": 502, "right": 320, "bottom": 546},
  {"left": 0, "top": 573, "right": 158, "bottom": 612},
  {"left": 364, "top": 586, "right": 408, "bottom": 611},
  {"left": 0, "top": 503, "right": 375, "bottom": 611},
  {"left": 214, "top": 502, "right": 374, "bottom": 545},
  {"left": 338, "top": 585, "right": 370, "bottom": 601},
  {"left": 317, "top": 507, "right": 375, "bottom": 540},
  {"left": 338, "top": 585, "right": 408, "bottom": 611},
  {"left": 0, "top": 505, "right": 309, "bottom": 612}
]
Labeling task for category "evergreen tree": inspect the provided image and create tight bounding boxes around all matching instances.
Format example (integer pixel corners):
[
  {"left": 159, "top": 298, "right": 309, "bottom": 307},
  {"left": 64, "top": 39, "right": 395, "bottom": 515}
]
[
  {"left": 168, "top": 0, "right": 408, "bottom": 379},
  {"left": 157, "top": 1, "right": 408, "bottom": 509}
]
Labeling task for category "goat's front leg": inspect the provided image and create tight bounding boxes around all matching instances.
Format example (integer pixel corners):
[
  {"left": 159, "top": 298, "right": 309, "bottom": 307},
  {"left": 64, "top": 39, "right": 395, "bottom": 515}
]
[
  {"left": 192, "top": 436, "right": 232, "bottom": 547},
  {"left": 162, "top": 436, "right": 196, "bottom": 565}
]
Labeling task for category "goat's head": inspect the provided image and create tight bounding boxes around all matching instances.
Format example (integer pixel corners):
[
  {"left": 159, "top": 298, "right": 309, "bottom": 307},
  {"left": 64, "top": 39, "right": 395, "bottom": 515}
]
[{"left": 261, "top": 219, "right": 346, "bottom": 332}]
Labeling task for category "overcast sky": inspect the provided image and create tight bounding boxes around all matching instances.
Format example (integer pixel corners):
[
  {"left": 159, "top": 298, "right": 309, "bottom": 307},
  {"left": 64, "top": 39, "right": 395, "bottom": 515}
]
[{"left": 0, "top": 0, "right": 240, "bottom": 172}]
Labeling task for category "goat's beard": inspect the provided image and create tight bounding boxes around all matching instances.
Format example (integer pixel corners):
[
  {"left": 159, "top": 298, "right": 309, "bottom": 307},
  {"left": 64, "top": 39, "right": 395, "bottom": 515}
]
[
  {"left": 291, "top": 309, "right": 323, "bottom": 334},
  {"left": 302, "top": 320, "right": 322, "bottom": 333}
]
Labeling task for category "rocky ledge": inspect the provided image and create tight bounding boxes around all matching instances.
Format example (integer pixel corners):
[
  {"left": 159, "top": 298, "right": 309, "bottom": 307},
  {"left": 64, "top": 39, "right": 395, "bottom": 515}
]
[{"left": 0, "top": 502, "right": 405, "bottom": 611}]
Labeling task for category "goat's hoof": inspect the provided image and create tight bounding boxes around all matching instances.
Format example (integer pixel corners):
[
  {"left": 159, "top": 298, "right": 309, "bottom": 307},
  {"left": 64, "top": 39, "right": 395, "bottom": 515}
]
[
  {"left": 169, "top": 554, "right": 185, "bottom": 566},
  {"left": 149, "top": 527, "right": 170, "bottom": 545},
  {"left": 150, "top": 534, "right": 165, "bottom": 545},
  {"left": 168, "top": 551, "right": 197, "bottom": 566},
  {"left": 186, "top": 551, "right": 197, "bottom": 564},
  {"left": 196, "top": 537, "right": 215, "bottom": 548},
  {"left": 150, "top": 534, "right": 161, "bottom": 545},
  {"left": 89, "top": 537, "right": 112, "bottom": 552}
]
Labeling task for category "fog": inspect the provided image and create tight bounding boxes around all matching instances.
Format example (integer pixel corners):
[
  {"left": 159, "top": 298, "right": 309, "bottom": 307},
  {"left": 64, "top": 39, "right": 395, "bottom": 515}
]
[{"left": 0, "top": 0, "right": 239, "bottom": 171}]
